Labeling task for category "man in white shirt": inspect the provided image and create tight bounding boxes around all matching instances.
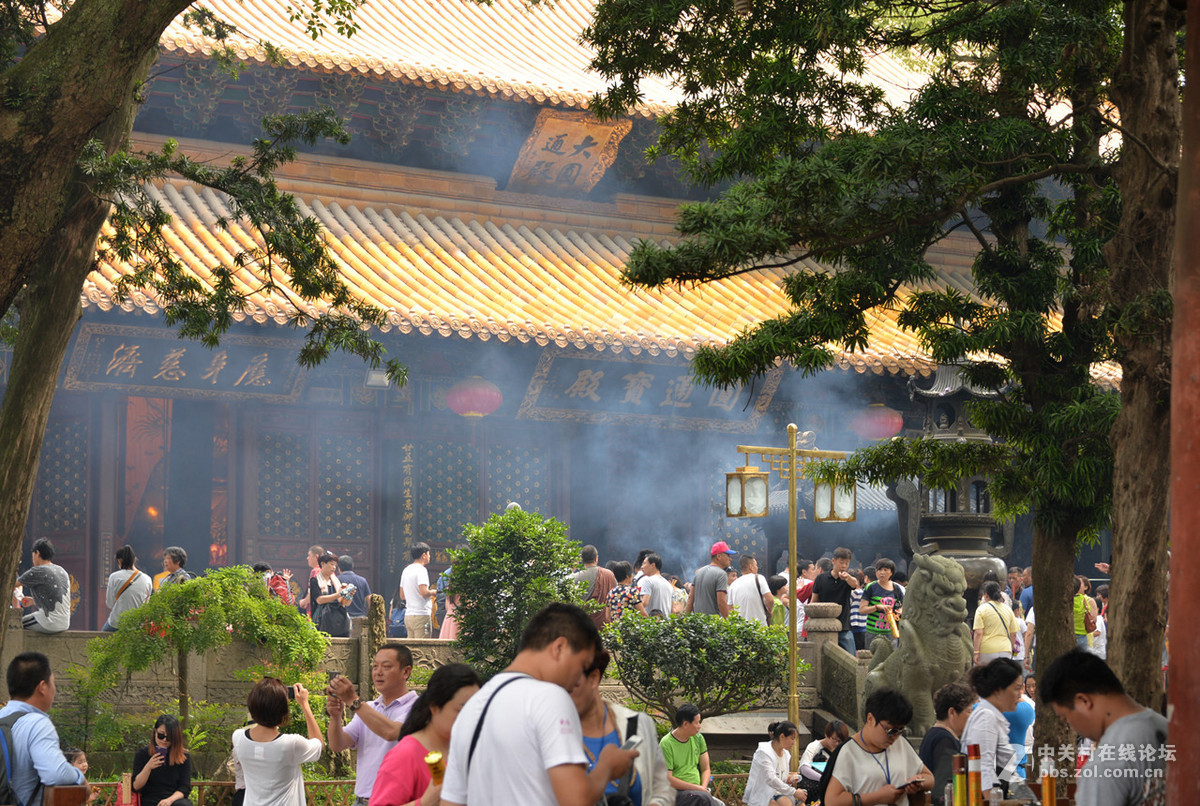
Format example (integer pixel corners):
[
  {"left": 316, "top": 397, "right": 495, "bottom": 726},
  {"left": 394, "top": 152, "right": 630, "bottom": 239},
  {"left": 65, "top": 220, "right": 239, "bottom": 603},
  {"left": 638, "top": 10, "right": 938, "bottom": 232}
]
[
  {"left": 727, "top": 555, "right": 773, "bottom": 625},
  {"left": 441, "top": 603, "right": 637, "bottom": 806},
  {"left": 638, "top": 553, "right": 674, "bottom": 617},
  {"left": 399, "top": 542, "right": 433, "bottom": 638}
]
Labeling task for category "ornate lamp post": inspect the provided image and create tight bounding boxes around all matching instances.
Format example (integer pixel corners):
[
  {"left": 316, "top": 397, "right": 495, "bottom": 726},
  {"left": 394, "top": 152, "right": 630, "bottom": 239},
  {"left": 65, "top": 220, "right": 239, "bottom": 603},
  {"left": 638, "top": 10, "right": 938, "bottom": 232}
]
[{"left": 725, "top": 423, "right": 856, "bottom": 738}]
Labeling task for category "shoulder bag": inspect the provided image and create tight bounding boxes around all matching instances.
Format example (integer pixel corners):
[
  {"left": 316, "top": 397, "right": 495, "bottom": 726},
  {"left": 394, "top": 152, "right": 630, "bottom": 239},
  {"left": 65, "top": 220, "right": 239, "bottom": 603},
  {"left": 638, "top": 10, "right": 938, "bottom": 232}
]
[
  {"left": 988, "top": 602, "right": 1018, "bottom": 655},
  {"left": 1083, "top": 606, "right": 1097, "bottom": 634},
  {"left": 115, "top": 570, "right": 142, "bottom": 602},
  {"left": 315, "top": 578, "right": 350, "bottom": 636}
]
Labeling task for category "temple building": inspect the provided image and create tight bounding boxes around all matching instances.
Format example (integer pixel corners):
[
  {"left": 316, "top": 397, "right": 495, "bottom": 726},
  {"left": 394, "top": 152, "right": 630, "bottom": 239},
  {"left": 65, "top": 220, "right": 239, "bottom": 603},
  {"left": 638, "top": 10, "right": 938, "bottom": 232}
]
[{"left": 4, "top": 0, "right": 1083, "bottom": 627}]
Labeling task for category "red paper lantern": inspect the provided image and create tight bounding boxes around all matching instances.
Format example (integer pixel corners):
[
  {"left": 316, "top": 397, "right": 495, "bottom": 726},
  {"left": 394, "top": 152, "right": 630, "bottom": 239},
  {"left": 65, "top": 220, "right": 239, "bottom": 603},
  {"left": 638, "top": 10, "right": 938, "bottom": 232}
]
[
  {"left": 850, "top": 403, "right": 904, "bottom": 440},
  {"left": 446, "top": 376, "right": 503, "bottom": 418}
]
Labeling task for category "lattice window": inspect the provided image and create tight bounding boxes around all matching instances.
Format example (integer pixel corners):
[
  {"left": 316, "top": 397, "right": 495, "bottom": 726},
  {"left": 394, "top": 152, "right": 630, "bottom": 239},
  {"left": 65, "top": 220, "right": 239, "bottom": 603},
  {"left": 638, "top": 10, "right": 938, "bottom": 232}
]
[
  {"left": 35, "top": 419, "right": 89, "bottom": 533},
  {"left": 487, "top": 445, "right": 549, "bottom": 514},
  {"left": 257, "top": 432, "right": 309, "bottom": 536},
  {"left": 720, "top": 518, "right": 768, "bottom": 560},
  {"left": 317, "top": 434, "right": 372, "bottom": 542},
  {"left": 417, "top": 442, "right": 479, "bottom": 548}
]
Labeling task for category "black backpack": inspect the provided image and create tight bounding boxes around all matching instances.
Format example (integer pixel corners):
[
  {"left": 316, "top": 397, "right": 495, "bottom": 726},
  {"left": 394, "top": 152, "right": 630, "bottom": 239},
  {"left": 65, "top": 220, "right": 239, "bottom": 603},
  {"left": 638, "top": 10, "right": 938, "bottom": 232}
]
[
  {"left": 815, "top": 739, "right": 846, "bottom": 804},
  {"left": 0, "top": 711, "right": 35, "bottom": 806}
]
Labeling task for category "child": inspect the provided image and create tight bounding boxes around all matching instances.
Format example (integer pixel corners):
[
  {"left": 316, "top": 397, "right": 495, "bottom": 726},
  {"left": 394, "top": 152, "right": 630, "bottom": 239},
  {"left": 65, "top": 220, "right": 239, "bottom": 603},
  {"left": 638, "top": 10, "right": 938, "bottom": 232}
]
[
  {"left": 64, "top": 748, "right": 88, "bottom": 774},
  {"left": 64, "top": 748, "right": 98, "bottom": 802}
]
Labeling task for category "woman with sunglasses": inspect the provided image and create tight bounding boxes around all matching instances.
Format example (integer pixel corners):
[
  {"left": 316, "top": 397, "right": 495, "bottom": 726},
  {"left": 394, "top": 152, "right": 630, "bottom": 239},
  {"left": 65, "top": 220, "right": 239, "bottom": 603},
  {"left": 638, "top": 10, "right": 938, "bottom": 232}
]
[
  {"left": 823, "top": 688, "right": 930, "bottom": 806},
  {"left": 132, "top": 715, "right": 192, "bottom": 806}
]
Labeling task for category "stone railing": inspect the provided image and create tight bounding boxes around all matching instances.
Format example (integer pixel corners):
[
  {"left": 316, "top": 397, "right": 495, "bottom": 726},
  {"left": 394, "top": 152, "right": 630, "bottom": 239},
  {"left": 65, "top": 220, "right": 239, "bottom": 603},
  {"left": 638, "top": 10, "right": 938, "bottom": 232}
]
[
  {"left": 803, "top": 601, "right": 871, "bottom": 729},
  {"left": 6, "top": 599, "right": 867, "bottom": 732},
  {"left": 1, "top": 606, "right": 463, "bottom": 708}
]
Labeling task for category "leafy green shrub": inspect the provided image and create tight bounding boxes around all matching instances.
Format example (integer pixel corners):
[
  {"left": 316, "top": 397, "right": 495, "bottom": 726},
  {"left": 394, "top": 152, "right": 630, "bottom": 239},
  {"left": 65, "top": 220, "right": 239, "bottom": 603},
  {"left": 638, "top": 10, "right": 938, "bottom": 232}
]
[
  {"left": 603, "top": 613, "right": 792, "bottom": 722},
  {"left": 449, "top": 508, "right": 587, "bottom": 679},
  {"left": 80, "top": 566, "right": 329, "bottom": 727},
  {"left": 408, "top": 667, "right": 434, "bottom": 687}
]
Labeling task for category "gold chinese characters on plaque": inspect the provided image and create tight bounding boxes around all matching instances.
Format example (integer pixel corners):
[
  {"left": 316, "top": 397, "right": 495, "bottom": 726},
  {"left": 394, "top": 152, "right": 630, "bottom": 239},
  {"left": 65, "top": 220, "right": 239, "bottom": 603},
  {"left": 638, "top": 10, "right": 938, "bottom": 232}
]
[{"left": 507, "top": 109, "right": 632, "bottom": 197}]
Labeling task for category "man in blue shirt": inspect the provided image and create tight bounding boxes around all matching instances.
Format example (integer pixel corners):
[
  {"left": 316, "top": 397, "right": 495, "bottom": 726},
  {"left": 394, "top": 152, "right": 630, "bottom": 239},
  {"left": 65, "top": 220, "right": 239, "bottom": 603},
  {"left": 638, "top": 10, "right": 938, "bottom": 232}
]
[
  {"left": 0, "top": 652, "right": 86, "bottom": 806},
  {"left": 336, "top": 556, "right": 372, "bottom": 619},
  {"left": 1019, "top": 566, "right": 1034, "bottom": 614}
]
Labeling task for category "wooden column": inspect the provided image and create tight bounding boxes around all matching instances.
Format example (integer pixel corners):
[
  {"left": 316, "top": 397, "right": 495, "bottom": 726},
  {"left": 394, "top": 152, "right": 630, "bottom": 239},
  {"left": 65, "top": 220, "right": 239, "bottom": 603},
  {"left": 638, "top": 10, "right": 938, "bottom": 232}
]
[{"left": 1170, "top": 10, "right": 1200, "bottom": 800}]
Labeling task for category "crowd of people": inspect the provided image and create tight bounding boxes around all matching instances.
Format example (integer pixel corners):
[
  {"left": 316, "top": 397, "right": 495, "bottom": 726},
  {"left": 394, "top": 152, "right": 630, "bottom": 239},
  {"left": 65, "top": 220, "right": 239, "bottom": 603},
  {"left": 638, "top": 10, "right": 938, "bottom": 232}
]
[
  {"left": 2, "top": 594, "right": 1167, "bottom": 806},
  {"left": 13, "top": 535, "right": 1114, "bottom": 671},
  {"left": 8, "top": 535, "right": 1162, "bottom": 806},
  {"left": 11, "top": 539, "right": 205, "bottom": 636}
]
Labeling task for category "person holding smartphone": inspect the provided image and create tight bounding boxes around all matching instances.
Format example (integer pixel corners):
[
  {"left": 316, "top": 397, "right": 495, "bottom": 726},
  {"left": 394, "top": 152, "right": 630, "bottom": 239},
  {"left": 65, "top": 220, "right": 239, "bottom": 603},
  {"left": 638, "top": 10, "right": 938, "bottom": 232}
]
[
  {"left": 822, "top": 689, "right": 931, "bottom": 806},
  {"left": 742, "top": 721, "right": 807, "bottom": 806},
  {"left": 132, "top": 715, "right": 193, "bottom": 806},
  {"left": 571, "top": 648, "right": 672, "bottom": 806},
  {"left": 233, "top": 679, "right": 324, "bottom": 806}
]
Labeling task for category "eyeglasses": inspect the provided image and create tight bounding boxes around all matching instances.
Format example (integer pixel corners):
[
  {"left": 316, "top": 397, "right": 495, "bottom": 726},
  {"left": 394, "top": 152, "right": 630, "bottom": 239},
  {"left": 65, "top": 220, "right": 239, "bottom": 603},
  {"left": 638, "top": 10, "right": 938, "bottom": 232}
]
[
  {"left": 883, "top": 726, "right": 908, "bottom": 737},
  {"left": 155, "top": 732, "right": 168, "bottom": 741}
]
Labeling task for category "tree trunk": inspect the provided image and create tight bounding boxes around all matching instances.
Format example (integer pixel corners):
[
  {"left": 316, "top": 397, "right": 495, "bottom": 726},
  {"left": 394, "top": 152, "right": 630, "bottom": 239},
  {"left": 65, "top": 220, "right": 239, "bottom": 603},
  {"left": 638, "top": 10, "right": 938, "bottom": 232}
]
[
  {"left": 1107, "top": 376, "right": 1170, "bottom": 710},
  {"left": 1030, "top": 523, "right": 1082, "bottom": 782},
  {"left": 0, "top": 0, "right": 192, "bottom": 316},
  {"left": 1104, "top": 0, "right": 1180, "bottom": 710},
  {"left": 0, "top": 92, "right": 143, "bottom": 661}
]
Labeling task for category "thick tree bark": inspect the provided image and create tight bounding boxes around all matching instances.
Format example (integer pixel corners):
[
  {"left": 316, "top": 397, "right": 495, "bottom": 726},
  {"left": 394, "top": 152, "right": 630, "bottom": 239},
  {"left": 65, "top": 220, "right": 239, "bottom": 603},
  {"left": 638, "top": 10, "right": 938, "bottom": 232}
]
[
  {"left": 0, "top": 0, "right": 193, "bottom": 316},
  {"left": 1030, "top": 523, "right": 1085, "bottom": 781},
  {"left": 0, "top": 88, "right": 144, "bottom": 660},
  {"left": 1104, "top": 0, "right": 1180, "bottom": 709}
]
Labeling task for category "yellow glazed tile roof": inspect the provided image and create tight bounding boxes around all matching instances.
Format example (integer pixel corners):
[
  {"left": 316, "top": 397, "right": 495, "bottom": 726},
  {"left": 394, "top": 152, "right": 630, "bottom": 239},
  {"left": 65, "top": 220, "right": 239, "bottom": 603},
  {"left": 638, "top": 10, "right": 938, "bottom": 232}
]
[
  {"left": 80, "top": 184, "right": 932, "bottom": 372},
  {"left": 157, "top": 0, "right": 927, "bottom": 115},
  {"left": 81, "top": 148, "right": 1120, "bottom": 384}
]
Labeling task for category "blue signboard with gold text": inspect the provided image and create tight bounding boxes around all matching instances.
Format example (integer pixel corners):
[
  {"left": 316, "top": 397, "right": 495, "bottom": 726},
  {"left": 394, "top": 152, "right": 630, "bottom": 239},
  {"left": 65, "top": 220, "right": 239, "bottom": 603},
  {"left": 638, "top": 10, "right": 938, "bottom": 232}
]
[{"left": 63, "top": 323, "right": 305, "bottom": 401}]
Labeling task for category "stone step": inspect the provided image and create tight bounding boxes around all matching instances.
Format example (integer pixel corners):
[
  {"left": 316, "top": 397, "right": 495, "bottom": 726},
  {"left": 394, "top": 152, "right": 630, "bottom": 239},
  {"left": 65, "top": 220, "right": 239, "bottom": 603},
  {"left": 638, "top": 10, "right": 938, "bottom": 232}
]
[{"left": 701, "top": 708, "right": 814, "bottom": 761}]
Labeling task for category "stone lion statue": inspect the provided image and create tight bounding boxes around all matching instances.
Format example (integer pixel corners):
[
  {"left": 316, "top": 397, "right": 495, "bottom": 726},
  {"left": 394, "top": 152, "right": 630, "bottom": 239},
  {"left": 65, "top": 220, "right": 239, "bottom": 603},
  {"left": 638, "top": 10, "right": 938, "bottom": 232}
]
[{"left": 864, "top": 553, "right": 972, "bottom": 735}]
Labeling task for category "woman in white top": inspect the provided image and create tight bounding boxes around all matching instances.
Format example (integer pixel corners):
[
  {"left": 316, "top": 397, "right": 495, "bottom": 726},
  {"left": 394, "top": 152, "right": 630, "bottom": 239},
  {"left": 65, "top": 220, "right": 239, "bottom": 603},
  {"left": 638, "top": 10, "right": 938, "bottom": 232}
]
[
  {"left": 232, "top": 679, "right": 323, "bottom": 806},
  {"left": 825, "top": 688, "right": 931, "bottom": 806},
  {"left": 743, "top": 721, "right": 806, "bottom": 806},
  {"left": 960, "top": 658, "right": 1024, "bottom": 795},
  {"left": 103, "top": 544, "right": 152, "bottom": 631}
]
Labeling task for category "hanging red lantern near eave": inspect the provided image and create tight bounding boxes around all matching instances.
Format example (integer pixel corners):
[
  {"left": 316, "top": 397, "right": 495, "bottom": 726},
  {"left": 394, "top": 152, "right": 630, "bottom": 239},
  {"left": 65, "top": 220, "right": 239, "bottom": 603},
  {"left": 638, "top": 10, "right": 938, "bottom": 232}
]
[
  {"left": 850, "top": 403, "right": 905, "bottom": 441},
  {"left": 446, "top": 376, "right": 503, "bottom": 418}
]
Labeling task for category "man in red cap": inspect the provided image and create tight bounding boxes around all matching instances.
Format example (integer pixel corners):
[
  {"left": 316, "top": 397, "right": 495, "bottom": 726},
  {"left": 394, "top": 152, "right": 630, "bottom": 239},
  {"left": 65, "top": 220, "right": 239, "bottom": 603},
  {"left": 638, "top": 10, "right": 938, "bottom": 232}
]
[{"left": 685, "top": 541, "right": 737, "bottom": 617}]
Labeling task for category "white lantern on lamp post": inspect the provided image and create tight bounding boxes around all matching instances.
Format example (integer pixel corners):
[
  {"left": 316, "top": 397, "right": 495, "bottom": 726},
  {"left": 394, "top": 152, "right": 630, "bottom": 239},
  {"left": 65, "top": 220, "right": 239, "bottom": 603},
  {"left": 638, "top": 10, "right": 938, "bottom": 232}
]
[
  {"left": 723, "top": 424, "right": 855, "bottom": 760},
  {"left": 726, "top": 466, "right": 770, "bottom": 517}
]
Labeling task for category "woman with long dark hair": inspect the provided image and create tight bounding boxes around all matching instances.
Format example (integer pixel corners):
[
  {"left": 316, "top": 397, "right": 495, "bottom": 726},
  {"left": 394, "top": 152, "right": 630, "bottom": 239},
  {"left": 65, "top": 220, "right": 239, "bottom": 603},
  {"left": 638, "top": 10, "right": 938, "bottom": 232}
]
[
  {"left": 132, "top": 715, "right": 192, "bottom": 806},
  {"left": 370, "top": 664, "right": 481, "bottom": 806}
]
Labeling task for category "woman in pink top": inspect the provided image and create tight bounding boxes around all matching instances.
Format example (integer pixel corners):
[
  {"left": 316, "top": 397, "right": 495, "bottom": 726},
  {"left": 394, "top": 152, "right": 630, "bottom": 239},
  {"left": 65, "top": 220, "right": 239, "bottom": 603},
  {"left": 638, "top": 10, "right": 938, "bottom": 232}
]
[{"left": 370, "top": 664, "right": 481, "bottom": 806}]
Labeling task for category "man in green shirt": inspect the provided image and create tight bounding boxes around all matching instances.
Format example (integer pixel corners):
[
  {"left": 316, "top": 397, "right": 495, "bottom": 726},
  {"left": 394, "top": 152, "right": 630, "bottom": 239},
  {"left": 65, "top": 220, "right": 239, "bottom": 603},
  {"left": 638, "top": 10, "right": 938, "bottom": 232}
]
[{"left": 659, "top": 704, "right": 724, "bottom": 806}]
